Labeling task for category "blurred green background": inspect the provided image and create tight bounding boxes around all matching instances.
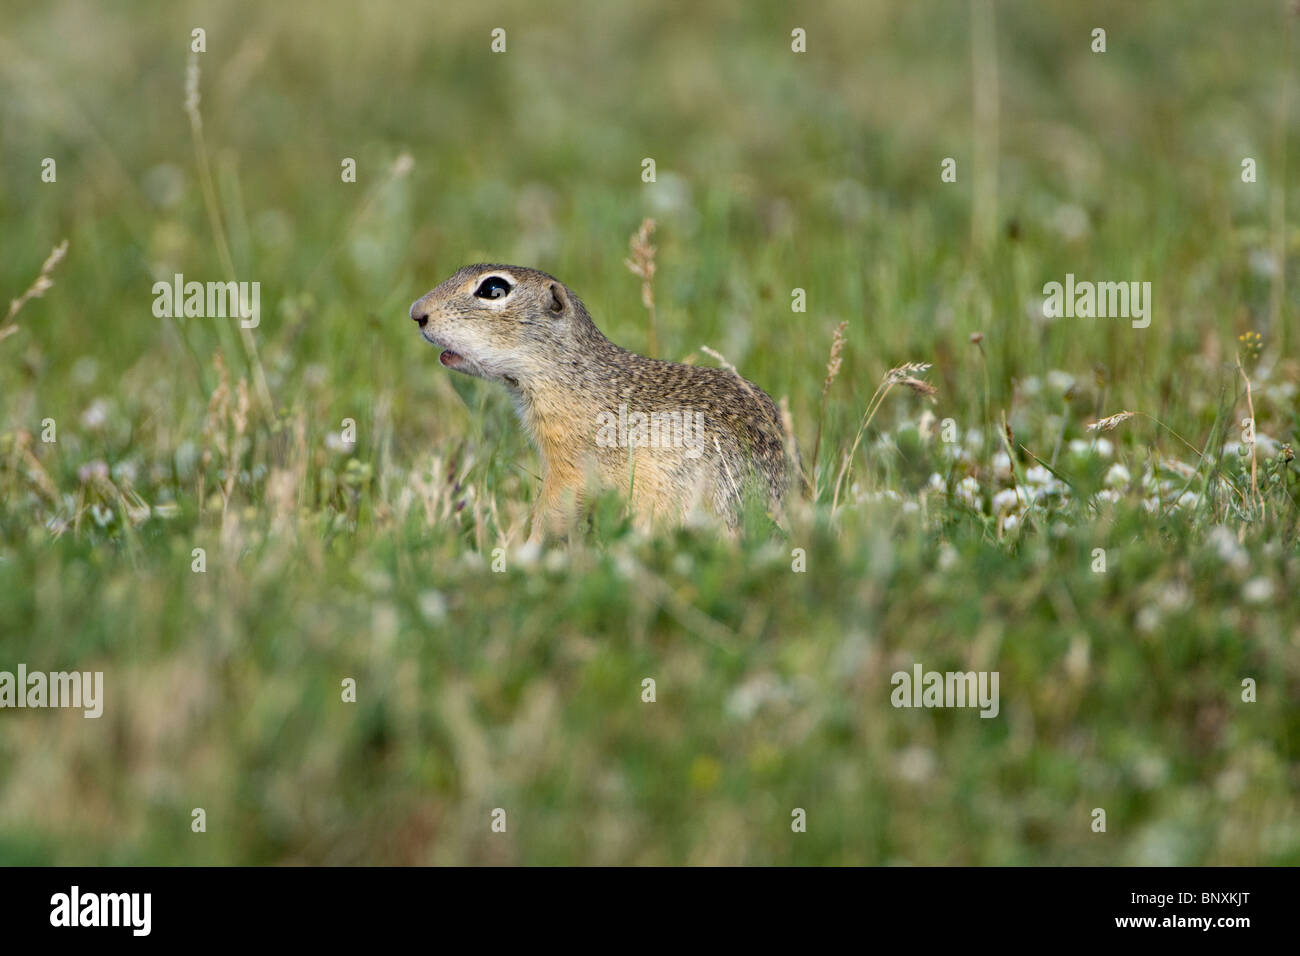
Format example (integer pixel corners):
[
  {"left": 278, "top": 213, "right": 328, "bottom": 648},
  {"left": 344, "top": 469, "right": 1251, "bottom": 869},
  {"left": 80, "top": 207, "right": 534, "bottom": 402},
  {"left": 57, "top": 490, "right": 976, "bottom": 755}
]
[{"left": 0, "top": 0, "right": 1297, "bottom": 864}]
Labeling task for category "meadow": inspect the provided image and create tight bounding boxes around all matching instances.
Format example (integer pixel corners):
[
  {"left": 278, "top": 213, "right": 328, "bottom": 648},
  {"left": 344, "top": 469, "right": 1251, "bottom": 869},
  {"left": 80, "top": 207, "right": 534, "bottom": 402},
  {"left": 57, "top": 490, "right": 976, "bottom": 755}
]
[{"left": 1, "top": 0, "right": 1297, "bottom": 864}]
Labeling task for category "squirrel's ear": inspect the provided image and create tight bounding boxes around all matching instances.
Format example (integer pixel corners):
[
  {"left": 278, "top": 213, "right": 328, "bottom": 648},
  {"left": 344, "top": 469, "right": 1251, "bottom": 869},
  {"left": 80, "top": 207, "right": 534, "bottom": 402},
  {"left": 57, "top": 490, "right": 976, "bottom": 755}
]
[{"left": 547, "top": 283, "right": 567, "bottom": 315}]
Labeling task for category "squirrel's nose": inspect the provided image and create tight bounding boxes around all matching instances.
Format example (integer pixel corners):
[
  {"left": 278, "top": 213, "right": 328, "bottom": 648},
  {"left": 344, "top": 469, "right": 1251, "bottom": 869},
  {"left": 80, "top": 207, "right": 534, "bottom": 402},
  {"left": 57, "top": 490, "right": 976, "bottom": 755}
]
[{"left": 409, "top": 302, "right": 429, "bottom": 328}]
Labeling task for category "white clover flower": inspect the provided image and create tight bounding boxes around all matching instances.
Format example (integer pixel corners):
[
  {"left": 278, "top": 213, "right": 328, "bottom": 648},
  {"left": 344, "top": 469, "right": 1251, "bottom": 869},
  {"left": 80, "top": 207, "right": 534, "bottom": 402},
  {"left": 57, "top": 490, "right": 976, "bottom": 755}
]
[
  {"left": 1265, "top": 381, "right": 1296, "bottom": 403},
  {"left": 111, "top": 460, "right": 138, "bottom": 487},
  {"left": 956, "top": 476, "right": 981, "bottom": 509},
  {"left": 1025, "top": 464, "right": 1052, "bottom": 486},
  {"left": 1249, "top": 247, "right": 1279, "bottom": 278},
  {"left": 992, "top": 451, "right": 1012, "bottom": 480},
  {"left": 324, "top": 432, "right": 355, "bottom": 454},
  {"left": 938, "top": 544, "right": 958, "bottom": 571},
  {"left": 392, "top": 152, "right": 415, "bottom": 177},
  {"left": 895, "top": 745, "right": 936, "bottom": 784},
  {"left": 1207, "top": 526, "right": 1249, "bottom": 573},
  {"left": 1025, "top": 465, "right": 1065, "bottom": 496},
  {"left": 1104, "top": 463, "right": 1131, "bottom": 489},
  {"left": 647, "top": 170, "right": 693, "bottom": 219},
  {"left": 1157, "top": 582, "right": 1190, "bottom": 612},
  {"left": 1136, "top": 605, "right": 1161, "bottom": 634},
  {"left": 143, "top": 163, "right": 186, "bottom": 208},
  {"left": 516, "top": 538, "right": 543, "bottom": 569},
  {"left": 78, "top": 460, "right": 109, "bottom": 484},
  {"left": 71, "top": 357, "right": 99, "bottom": 385},
  {"left": 991, "top": 487, "right": 1025, "bottom": 513},
  {"left": 1254, "top": 433, "right": 1280, "bottom": 457},
  {"left": 1242, "top": 577, "right": 1274, "bottom": 605},
  {"left": 917, "top": 410, "right": 937, "bottom": 440},
  {"left": 80, "top": 398, "right": 111, "bottom": 431},
  {"left": 418, "top": 591, "right": 447, "bottom": 624},
  {"left": 1046, "top": 370, "right": 1076, "bottom": 393},
  {"left": 1050, "top": 203, "right": 1091, "bottom": 242},
  {"left": 1215, "top": 768, "right": 1247, "bottom": 801},
  {"left": 725, "top": 673, "right": 791, "bottom": 721}
]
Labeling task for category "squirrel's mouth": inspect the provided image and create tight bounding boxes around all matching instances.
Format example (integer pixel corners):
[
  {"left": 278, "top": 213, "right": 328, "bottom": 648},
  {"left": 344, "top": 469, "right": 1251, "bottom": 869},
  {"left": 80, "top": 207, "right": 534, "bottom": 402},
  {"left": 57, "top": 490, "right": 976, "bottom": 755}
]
[{"left": 438, "top": 349, "right": 465, "bottom": 369}]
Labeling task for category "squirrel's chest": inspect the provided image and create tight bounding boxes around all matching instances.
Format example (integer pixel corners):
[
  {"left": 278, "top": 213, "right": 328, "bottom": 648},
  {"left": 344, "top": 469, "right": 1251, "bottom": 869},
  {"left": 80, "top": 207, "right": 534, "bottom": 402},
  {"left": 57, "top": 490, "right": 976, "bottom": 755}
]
[{"left": 515, "top": 391, "right": 596, "bottom": 474}]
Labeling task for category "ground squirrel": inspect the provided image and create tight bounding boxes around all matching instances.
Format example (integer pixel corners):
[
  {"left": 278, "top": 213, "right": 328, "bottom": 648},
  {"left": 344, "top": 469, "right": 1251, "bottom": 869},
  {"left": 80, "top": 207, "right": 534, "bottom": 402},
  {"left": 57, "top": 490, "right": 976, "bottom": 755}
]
[{"left": 410, "top": 264, "right": 792, "bottom": 540}]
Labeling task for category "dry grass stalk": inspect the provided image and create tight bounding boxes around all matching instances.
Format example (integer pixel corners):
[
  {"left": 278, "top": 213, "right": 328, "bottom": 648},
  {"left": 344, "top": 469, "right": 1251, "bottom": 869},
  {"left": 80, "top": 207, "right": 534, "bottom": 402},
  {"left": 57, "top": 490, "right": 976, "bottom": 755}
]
[
  {"left": 778, "top": 395, "right": 808, "bottom": 501},
  {"left": 1086, "top": 411, "right": 1136, "bottom": 432},
  {"left": 3, "top": 239, "right": 69, "bottom": 341},
  {"left": 834, "top": 360, "right": 938, "bottom": 514},
  {"left": 200, "top": 353, "right": 251, "bottom": 523},
  {"left": 7, "top": 429, "right": 60, "bottom": 505},
  {"left": 624, "top": 218, "right": 658, "bottom": 355},
  {"left": 1236, "top": 355, "right": 1265, "bottom": 518},
  {"left": 184, "top": 51, "right": 274, "bottom": 421},
  {"left": 811, "top": 321, "right": 848, "bottom": 494},
  {"left": 886, "top": 362, "right": 939, "bottom": 401}
]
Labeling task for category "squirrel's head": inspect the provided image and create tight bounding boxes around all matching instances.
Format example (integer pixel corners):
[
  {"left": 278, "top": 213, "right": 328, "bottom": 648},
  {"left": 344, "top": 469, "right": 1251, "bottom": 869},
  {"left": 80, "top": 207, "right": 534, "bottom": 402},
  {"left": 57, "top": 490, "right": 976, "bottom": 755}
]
[{"left": 409, "top": 264, "right": 598, "bottom": 388}]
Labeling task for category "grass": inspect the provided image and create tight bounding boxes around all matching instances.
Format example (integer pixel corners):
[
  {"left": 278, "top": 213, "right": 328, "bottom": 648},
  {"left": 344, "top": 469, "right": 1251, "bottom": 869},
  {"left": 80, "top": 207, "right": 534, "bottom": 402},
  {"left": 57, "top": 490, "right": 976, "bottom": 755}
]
[{"left": 0, "top": 0, "right": 1298, "bottom": 865}]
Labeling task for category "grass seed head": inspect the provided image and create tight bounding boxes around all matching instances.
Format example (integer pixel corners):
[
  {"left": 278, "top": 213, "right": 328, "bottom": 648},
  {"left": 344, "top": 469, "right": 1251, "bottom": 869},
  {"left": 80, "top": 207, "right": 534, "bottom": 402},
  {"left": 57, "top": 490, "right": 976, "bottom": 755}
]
[{"left": 1087, "top": 411, "right": 1137, "bottom": 432}]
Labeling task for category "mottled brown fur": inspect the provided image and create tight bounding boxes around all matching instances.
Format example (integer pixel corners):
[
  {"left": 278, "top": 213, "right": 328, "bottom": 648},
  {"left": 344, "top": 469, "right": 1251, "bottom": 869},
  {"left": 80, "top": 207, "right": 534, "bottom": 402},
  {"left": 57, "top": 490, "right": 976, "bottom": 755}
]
[{"left": 410, "top": 264, "right": 790, "bottom": 540}]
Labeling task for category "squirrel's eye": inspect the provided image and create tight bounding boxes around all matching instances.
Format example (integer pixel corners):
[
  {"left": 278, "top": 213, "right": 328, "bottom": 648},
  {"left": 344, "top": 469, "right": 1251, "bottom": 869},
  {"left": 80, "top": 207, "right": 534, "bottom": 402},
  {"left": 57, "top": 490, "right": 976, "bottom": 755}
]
[{"left": 474, "top": 277, "right": 512, "bottom": 300}]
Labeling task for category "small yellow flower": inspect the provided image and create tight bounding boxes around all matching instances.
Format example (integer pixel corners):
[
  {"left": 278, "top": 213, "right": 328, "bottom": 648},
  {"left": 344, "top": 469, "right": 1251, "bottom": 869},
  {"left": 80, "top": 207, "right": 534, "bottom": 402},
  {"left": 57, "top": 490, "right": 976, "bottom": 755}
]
[
  {"left": 689, "top": 755, "right": 723, "bottom": 792},
  {"left": 1237, "top": 330, "right": 1263, "bottom": 362}
]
